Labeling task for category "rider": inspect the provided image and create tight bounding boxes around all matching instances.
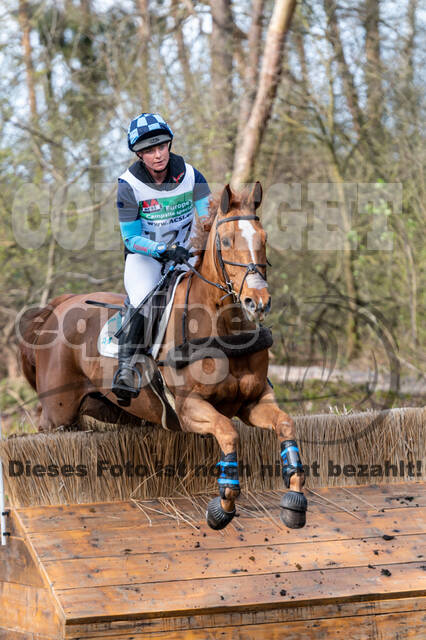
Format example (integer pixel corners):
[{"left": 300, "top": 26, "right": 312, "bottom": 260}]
[{"left": 112, "top": 112, "right": 211, "bottom": 404}]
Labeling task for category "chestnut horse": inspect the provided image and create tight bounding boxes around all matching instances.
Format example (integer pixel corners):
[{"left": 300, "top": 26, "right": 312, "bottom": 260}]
[{"left": 19, "top": 183, "right": 307, "bottom": 530}]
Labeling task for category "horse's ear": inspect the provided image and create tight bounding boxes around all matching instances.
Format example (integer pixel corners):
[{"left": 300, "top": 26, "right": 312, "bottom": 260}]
[
  {"left": 250, "top": 181, "right": 263, "bottom": 210},
  {"left": 220, "top": 184, "right": 232, "bottom": 215}
]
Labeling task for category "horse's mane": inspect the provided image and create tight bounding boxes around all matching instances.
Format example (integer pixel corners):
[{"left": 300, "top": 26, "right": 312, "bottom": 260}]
[{"left": 191, "top": 189, "right": 254, "bottom": 269}]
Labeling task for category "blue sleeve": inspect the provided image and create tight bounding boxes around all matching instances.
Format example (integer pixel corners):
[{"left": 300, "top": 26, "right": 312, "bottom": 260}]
[
  {"left": 193, "top": 168, "right": 211, "bottom": 201},
  {"left": 194, "top": 195, "right": 210, "bottom": 220},
  {"left": 117, "top": 179, "right": 139, "bottom": 222},
  {"left": 119, "top": 219, "right": 163, "bottom": 257}
]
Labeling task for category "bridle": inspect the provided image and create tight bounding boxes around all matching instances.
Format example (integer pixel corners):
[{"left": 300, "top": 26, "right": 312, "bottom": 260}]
[
  {"left": 214, "top": 214, "right": 268, "bottom": 303},
  {"left": 184, "top": 214, "right": 268, "bottom": 305}
]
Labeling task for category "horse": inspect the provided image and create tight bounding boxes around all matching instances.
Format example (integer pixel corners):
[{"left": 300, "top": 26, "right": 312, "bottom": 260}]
[{"left": 18, "top": 182, "right": 307, "bottom": 530}]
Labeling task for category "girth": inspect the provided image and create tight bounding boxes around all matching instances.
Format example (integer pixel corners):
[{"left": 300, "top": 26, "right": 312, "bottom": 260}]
[{"left": 161, "top": 327, "right": 273, "bottom": 369}]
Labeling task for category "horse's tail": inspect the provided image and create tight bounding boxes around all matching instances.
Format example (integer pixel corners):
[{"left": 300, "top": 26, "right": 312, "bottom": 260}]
[{"left": 18, "top": 294, "right": 75, "bottom": 391}]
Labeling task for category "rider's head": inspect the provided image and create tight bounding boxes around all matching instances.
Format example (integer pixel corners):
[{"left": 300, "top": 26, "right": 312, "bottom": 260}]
[
  {"left": 128, "top": 113, "right": 173, "bottom": 176},
  {"left": 128, "top": 112, "right": 173, "bottom": 155}
]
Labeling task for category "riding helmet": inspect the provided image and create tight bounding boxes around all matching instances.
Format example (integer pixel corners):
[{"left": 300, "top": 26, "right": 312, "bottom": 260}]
[{"left": 127, "top": 113, "right": 173, "bottom": 152}]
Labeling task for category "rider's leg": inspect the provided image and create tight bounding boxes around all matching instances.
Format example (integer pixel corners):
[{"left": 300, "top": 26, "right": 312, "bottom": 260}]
[
  {"left": 112, "top": 253, "right": 163, "bottom": 404},
  {"left": 124, "top": 253, "right": 163, "bottom": 307},
  {"left": 112, "top": 305, "right": 146, "bottom": 404}
]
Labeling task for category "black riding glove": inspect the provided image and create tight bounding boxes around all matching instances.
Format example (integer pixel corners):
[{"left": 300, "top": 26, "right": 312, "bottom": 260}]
[{"left": 155, "top": 242, "right": 191, "bottom": 264}]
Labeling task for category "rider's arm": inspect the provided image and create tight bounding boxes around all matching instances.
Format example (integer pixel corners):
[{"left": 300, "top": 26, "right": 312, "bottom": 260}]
[
  {"left": 117, "top": 178, "right": 165, "bottom": 257},
  {"left": 119, "top": 219, "right": 165, "bottom": 257},
  {"left": 193, "top": 169, "right": 211, "bottom": 221}
]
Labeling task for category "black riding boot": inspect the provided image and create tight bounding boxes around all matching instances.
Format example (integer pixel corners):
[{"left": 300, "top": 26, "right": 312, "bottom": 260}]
[{"left": 111, "top": 307, "right": 146, "bottom": 406}]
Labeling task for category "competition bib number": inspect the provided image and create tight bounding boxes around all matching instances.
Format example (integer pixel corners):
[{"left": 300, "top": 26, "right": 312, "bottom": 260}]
[{"left": 142, "top": 219, "right": 193, "bottom": 245}]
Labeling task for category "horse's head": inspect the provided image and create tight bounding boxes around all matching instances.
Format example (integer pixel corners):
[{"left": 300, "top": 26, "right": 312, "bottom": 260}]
[{"left": 212, "top": 182, "right": 271, "bottom": 323}]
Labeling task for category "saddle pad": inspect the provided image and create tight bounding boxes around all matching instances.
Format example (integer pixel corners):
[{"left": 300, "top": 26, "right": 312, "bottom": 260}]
[
  {"left": 97, "top": 310, "right": 121, "bottom": 358},
  {"left": 97, "top": 271, "right": 186, "bottom": 359}
]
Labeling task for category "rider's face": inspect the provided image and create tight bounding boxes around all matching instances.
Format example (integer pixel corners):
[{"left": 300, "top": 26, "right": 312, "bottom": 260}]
[{"left": 138, "top": 142, "right": 170, "bottom": 174}]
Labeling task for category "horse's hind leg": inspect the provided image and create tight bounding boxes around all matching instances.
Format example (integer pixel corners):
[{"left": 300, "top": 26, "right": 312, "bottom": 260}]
[
  {"left": 178, "top": 395, "right": 241, "bottom": 531},
  {"left": 36, "top": 373, "right": 88, "bottom": 432}
]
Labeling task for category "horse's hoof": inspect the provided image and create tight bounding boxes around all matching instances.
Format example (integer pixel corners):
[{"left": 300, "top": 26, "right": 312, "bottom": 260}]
[
  {"left": 280, "top": 491, "right": 307, "bottom": 529},
  {"left": 206, "top": 496, "right": 236, "bottom": 530}
]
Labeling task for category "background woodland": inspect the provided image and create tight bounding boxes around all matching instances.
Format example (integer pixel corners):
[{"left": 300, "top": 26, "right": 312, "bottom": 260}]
[{"left": 0, "top": 0, "right": 424, "bottom": 427}]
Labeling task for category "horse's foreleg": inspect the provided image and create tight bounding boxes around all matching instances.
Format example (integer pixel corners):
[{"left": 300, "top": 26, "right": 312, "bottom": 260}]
[
  {"left": 238, "top": 387, "right": 307, "bottom": 528},
  {"left": 178, "top": 395, "right": 240, "bottom": 530}
]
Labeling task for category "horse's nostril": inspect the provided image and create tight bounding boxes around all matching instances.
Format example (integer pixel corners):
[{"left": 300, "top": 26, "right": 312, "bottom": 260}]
[{"left": 265, "top": 296, "right": 272, "bottom": 312}]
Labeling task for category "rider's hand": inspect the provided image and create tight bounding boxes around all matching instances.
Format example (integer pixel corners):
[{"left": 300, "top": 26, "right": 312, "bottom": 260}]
[{"left": 155, "top": 242, "right": 191, "bottom": 264}]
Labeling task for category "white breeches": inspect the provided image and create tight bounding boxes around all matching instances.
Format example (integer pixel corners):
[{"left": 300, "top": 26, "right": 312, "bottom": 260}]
[
  {"left": 124, "top": 253, "right": 164, "bottom": 308},
  {"left": 124, "top": 253, "right": 196, "bottom": 308}
]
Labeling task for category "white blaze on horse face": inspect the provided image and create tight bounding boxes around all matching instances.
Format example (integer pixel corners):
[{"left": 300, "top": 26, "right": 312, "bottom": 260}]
[
  {"left": 238, "top": 220, "right": 256, "bottom": 261},
  {"left": 238, "top": 220, "right": 268, "bottom": 290}
]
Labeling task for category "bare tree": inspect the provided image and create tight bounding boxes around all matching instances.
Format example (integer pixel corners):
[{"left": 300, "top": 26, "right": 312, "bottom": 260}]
[
  {"left": 232, "top": 0, "right": 296, "bottom": 186},
  {"left": 18, "top": 0, "right": 38, "bottom": 123},
  {"left": 137, "top": 0, "right": 151, "bottom": 108},
  {"left": 363, "top": 0, "right": 383, "bottom": 133},
  {"left": 171, "top": 0, "right": 194, "bottom": 97},
  {"left": 236, "top": 0, "right": 265, "bottom": 136},
  {"left": 210, "top": 0, "right": 234, "bottom": 179}
]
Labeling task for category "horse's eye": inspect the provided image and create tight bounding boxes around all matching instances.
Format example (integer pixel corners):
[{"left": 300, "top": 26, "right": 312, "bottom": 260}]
[{"left": 222, "top": 237, "right": 232, "bottom": 248}]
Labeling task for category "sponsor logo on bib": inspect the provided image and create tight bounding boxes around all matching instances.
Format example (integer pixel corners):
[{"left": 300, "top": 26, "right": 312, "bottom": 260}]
[
  {"left": 141, "top": 199, "right": 162, "bottom": 214},
  {"left": 139, "top": 191, "right": 193, "bottom": 221}
]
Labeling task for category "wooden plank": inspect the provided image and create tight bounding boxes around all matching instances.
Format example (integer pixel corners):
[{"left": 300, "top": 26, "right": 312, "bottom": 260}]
[
  {"left": 17, "top": 502, "right": 145, "bottom": 534},
  {"left": 29, "top": 505, "right": 426, "bottom": 561},
  {"left": 56, "top": 562, "right": 426, "bottom": 622},
  {"left": 77, "top": 616, "right": 376, "bottom": 639},
  {"left": 0, "top": 582, "right": 64, "bottom": 638},
  {"left": 308, "top": 483, "right": 426, "bottom": 512},
  {"left": 80, "top": 609, "right": 426, "bottom": 639},
  {"left": 375, "top": 609, "right": 426, "bottom": 639},
  {"left": 45, "top": 533, "right": 426, "bottom": 590},
  {"left": 0, "top": 536, "right": 45, "bottom": 587},
  {"left": 65, "top": 596, "right": 426, "bottom": 638},
  {"left": 16, "top": 483, "right": 426, "bottom": 534},
  {"left": 0, "top": 630, "right": 58, "bottom": 640}
]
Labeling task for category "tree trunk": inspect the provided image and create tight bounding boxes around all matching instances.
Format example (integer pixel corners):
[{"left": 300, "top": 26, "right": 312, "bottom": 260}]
[
  {"left": 236, "top": 0, "right": 264, "bottom": 138},
  {"left": 171, "top": 0, "right": 194, "bottom": 97},
  {"left": 324, "top": 0, "right": 364, "bottom": 136},
  {"left": 137, "top": 0, "right": 151, "bottom": 108},
  {"left": 231, "top": 0, "right": 296, "bottom": 187},
  {"left": 404, "top": 0, "right": 417, "bottom": 88},
  {"left": 210, "top": 0, "right": 234, "bottom": 180},
  {"left": 80, "top": 0, "right": 103, "bottom": 189},
  {"left": 18, "top": 0, "right": 38, "bottom": 123},
  {"left": 392, "top": 216, "right": 418, "bottom": 348},
  {"left": 329, "top": 162, "right": 360, "bottom": 361},
  {"left": 364, "top": 0, "right": 382, "bottom": 134}
]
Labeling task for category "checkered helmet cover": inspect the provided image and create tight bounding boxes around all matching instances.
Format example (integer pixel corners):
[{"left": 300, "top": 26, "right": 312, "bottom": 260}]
[{"left": 127, "top": 113, "right": 174, "bottom": 151}]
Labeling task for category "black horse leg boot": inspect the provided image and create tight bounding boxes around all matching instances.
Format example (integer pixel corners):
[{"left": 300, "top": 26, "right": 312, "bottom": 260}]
[{"left": 112, "top": 306, "right": 146, "bottom": 406}]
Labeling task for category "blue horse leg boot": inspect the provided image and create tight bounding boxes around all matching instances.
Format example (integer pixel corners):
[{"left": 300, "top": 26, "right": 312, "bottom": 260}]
[
  {"left": 112, "top": 306, "right": 146, "bottom": 406},
  {"left": 217, "top": 451, "right": 241, "bottom": 500},
  {"left": 280, "top": 440, "right": 307, "bottom": 529},
  {"left": 206, "top": 451, "right": 240, "bottom": 530},
  {"left": 280, "top": 440, "right": 304, "bottom": 488}
]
